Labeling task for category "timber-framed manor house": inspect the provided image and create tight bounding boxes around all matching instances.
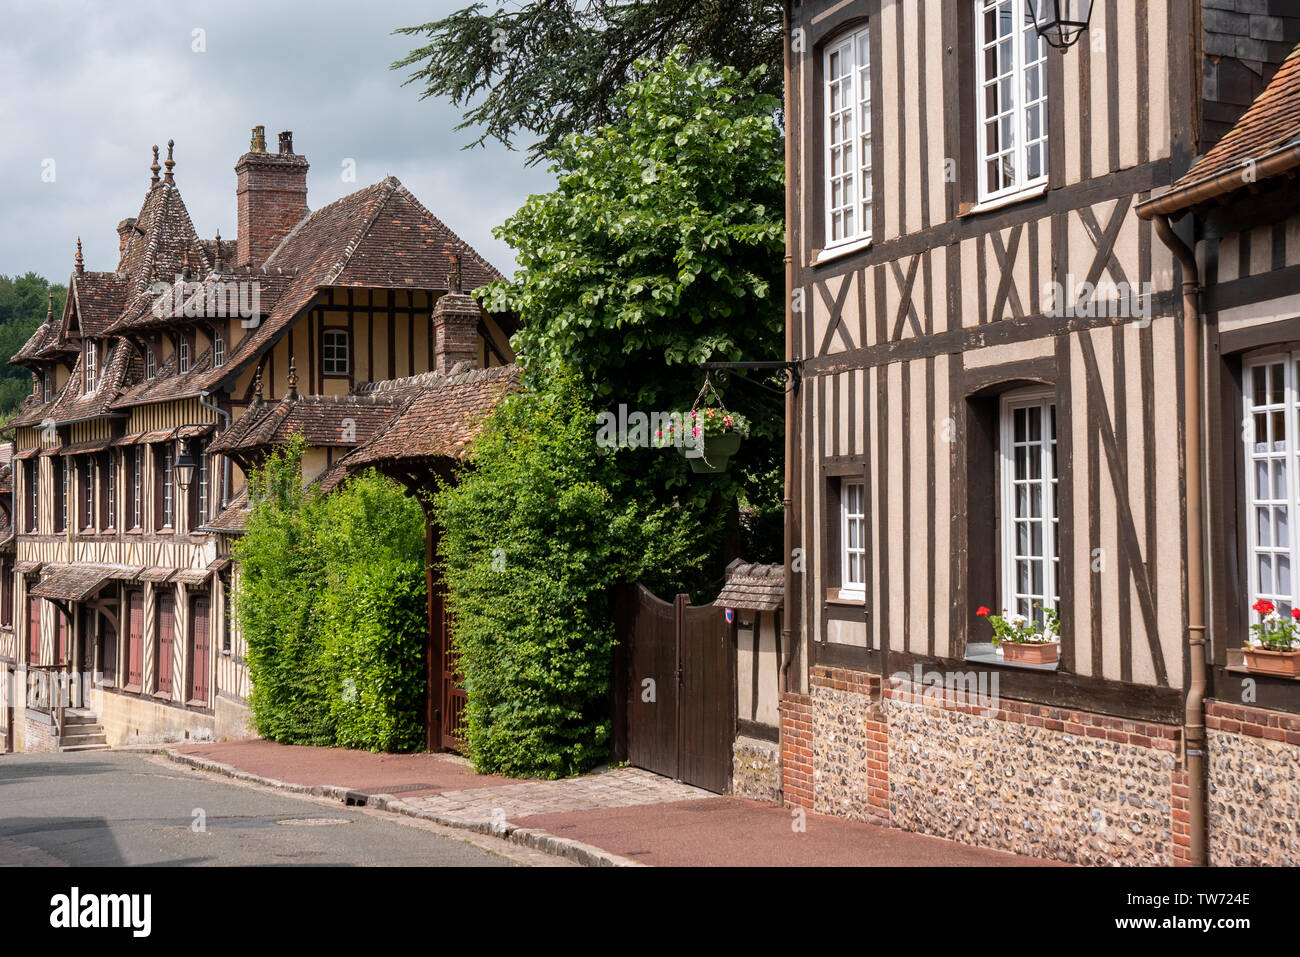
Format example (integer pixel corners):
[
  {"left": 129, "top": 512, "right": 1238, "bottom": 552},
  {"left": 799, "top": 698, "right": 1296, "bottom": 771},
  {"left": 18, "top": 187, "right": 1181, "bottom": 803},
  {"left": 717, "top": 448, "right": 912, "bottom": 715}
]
[
  {"left": 779, "top": 1, "right": 1300, "bottom": 866},
  {"left": 0, "top": 127, "right": 515, "bottom": 753}
]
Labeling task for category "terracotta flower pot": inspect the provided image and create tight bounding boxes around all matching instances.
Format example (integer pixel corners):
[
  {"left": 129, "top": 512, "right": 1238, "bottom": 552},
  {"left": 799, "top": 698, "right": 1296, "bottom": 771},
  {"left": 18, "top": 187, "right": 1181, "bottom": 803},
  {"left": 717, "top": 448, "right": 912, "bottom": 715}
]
[
  {"left": 1243, "top": 647, "right": 1300, "bottom": 677},
  {"left": 680, "top": 432, "right": 743, "bottom": 473},
  {"left": 1002, "top": 641, "right": 1060, "bottom": 665}
]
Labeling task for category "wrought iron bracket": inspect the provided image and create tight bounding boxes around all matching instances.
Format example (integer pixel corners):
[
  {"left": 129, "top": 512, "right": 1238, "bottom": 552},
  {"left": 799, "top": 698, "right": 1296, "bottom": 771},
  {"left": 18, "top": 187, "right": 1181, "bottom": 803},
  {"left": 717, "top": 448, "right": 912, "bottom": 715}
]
[{"left": 701, "top": 359, "right": 803, "bottom": 395}]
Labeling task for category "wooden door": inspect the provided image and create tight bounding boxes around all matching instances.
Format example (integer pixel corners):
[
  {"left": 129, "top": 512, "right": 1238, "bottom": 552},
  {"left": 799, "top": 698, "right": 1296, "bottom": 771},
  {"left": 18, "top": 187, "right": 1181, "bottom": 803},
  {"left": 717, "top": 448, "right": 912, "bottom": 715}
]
[
  {"left": 156, "top": 593, "right": 175, "bottom": 696},
  {"left": 625, "top": 585, "right": 679, "bottom": 780},
  {"left": 678, "top": 598, "right": 733, "bottom": 794},
  {"left": 189, "top": 596, "right": 210, "bottom": 705},
  {"left": 439, "top": 600, "right": 467, "bottom": 752},
  {"left": 126, "top": 591, "right": 144, "bottom": 690}
]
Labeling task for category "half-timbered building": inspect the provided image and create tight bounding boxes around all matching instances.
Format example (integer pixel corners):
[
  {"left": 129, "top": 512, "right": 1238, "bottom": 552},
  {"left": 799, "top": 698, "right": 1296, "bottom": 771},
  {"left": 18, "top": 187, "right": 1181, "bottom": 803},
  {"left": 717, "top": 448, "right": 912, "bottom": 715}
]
[
  {"left": 780, "top": 0, "right": 1300, "bottom": 865},
  {"left": 3, "top": 126, "right": 513, "bottom": 753}
]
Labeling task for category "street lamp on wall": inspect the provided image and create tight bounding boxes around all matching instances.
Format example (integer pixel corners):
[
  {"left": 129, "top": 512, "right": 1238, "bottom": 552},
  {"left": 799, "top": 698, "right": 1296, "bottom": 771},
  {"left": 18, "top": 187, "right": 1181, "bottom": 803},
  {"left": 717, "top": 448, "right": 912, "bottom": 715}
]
[
  {"left": 174, "top": 439, "right": 197, "bottom": 492},
  {"left": 1027, "top": 0, "right": 1095, "bottom": 51}
]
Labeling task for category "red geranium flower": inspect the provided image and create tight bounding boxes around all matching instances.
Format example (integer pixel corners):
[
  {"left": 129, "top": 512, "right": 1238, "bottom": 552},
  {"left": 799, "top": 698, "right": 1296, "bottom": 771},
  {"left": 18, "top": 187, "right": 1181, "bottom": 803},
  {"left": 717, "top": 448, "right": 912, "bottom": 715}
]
[
  {"left": 976, "top": 606, "right": 991, "bottom": 617},
  {"left": 1253, "top": 598, "right": 1276, "bottom": 616},
  {"left": 1291, "top": 608, "right": 1300, "bottom": 620}
]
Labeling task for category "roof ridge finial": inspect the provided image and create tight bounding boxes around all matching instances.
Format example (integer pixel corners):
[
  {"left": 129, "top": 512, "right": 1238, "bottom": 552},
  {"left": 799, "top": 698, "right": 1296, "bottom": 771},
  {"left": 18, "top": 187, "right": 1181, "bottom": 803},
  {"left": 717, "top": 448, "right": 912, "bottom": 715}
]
[
  {"left": 46, "top": 291, "right": 54, "bottom": 323},
  {"left": 164, "top": 139, "right": 175, "bottom": 183},
  {"left": 250, "top": 365, "right": 264, "bottom": 409},
  {"left": 75, "top": 237, "right": 84, "bottom": 275},
  {"left": 150, "top": 145, "right": 161, "bottom": 183},
  {"left": 286, "top": 355, "right": 298, "bottom": 399},
  {"left": 214, "top": 229, "right": 223, "bottom": 273},
  {"left": 182, "top": 244, "right": 192, "bottom": 282}
]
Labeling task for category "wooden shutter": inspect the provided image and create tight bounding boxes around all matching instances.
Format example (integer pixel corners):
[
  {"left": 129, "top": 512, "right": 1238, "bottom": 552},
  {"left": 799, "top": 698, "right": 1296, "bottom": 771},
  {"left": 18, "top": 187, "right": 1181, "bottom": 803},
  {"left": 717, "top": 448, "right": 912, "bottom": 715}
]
[
  {"left": 54, "top": 611, "right": 66, "bottom": 665},
  {"left": 102, "top": 611, "right": 118, "bottom": 686},
  {"left": 157, "top": 593, "right": 175, "bottom": 695},
  {"left": 27, "top": 598, "right": 40, "bottom": 664},
  {"left": 127, "top": 591, "right": 144, "bottom": 690},
  {"left": 190, "top": 597, "right": 210, "bottom": 705}
]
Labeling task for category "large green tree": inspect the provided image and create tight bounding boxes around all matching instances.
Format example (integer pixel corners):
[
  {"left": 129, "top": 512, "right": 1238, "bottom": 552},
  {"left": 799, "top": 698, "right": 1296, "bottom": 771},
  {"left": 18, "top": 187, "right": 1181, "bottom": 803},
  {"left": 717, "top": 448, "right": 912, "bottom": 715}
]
[
  {"left": 392, "top": 0, "right": 783, "bottom": 163},
  {"left": 0, "top": 274, "right": 66, "bottom": 423},
  {"left": 477, "top": 48, "right": 786, "bottom": 577}
]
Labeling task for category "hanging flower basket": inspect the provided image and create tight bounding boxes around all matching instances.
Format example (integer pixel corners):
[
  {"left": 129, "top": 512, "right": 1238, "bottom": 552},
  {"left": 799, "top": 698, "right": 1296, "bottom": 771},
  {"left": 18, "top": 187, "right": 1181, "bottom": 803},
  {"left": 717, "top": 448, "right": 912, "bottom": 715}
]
[
  {"left": 1243, "top": 599, "right": 1300, "bottom": 676},
  {"left": 658, "top": 374, "right": 750, "bottom": 474},
  {"left": 977, "top": 604, "right": 1060, "bottom": 665}
]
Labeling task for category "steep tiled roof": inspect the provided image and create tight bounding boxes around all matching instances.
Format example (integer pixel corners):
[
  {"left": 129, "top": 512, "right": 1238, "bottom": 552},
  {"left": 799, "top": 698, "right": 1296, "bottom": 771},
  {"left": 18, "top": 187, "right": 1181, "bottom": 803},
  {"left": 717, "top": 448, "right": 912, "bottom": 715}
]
[
  {"left": 201, "top": 489, "right": 250, "bottom": 536},
  {"left": 110, "top": 345, "right": 214, "bottom": 410},
  {"left": 70, "top": 272, "right": 131, "bottom": 338},
  {"left": 713, "top": 561, "right": 785, "bottom": 612},
  {"left": 9, "top": 341, "right": 134, "bottom": 428},
  {"left": 199, "top": 177, "right": 503, "bottom": 393},
  {"left": 345, "top": 363, "right": 520, "bottom": 468},
  {"left": 1153, "top": 41, "right": 1300, "bottom": 213},
  {"left": 208, "top": 391, "right": 406, "bottom": 455}
]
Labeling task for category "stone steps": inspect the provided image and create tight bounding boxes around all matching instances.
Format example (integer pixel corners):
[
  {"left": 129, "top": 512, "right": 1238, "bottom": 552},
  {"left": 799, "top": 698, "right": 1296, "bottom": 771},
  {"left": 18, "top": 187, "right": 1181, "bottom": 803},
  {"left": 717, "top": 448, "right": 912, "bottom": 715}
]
[{"left": 57, "top": 712, "right": 109, "bottom": 752}]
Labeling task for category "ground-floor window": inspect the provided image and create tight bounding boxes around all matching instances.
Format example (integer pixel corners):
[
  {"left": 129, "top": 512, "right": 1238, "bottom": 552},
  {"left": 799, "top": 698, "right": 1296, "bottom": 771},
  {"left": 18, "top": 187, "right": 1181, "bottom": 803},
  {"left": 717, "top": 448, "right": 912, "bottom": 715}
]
[
  {"left": 999, "top": 390, "right": 1059, "bottom": 623},
  {"left": 189, "top": 595, "right": 210, "bottom": 705},
  {"left": 1243, "top": 355, "right": 1300, "bottom": 617},
  {"left": 156, "top": 592, "right": 175, "bottom": 696}
]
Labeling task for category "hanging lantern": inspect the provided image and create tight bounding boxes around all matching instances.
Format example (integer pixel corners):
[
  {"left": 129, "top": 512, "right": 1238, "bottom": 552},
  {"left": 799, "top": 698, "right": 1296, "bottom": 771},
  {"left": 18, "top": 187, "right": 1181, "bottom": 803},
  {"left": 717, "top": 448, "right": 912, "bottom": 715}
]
[{"left": 1027, "top": 0, "right": 1095, "bottom": 51}]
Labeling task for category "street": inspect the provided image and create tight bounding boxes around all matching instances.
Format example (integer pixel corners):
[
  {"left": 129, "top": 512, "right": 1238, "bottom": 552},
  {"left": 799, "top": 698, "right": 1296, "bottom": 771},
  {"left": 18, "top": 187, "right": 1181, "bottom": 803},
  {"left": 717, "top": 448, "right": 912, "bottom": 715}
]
[{"left": 0, "top": 751, "right": 549, "bottom": 867}]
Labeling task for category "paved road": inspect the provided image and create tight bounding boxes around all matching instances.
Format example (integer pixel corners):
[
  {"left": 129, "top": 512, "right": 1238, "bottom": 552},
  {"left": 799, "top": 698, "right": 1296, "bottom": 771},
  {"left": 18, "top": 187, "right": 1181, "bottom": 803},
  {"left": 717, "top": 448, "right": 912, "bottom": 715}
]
[{"left": 0, "top": 751, "right": 544, "bottom": 866}]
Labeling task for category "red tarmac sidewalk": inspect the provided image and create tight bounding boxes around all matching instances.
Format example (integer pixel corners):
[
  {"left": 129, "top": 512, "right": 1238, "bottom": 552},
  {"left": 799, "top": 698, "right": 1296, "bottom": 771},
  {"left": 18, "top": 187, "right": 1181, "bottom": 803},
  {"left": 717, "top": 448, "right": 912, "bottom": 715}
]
[{"left": 170, "top": 739, "right": 1052, "bottom": 866}]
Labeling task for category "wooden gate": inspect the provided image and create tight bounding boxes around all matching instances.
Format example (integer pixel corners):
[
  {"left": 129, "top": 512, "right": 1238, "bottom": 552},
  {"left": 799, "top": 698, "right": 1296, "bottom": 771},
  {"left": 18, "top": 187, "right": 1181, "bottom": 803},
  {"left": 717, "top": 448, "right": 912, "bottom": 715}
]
[{"left": 623, "top": 585, "right": 734, "bottom": 793}]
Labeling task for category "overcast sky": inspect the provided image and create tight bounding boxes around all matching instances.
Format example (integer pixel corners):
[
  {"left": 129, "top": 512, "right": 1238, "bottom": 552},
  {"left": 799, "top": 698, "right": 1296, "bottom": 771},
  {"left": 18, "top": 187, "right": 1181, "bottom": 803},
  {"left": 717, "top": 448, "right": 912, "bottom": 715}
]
[{"left": 0, "top": 0, "right": 554, "bottom": 284}]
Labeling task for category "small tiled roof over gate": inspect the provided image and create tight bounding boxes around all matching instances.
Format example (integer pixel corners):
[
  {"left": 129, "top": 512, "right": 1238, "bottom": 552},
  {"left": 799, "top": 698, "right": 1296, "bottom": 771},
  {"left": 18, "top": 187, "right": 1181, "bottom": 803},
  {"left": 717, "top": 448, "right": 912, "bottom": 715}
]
[{"left": 713, "top": 561, "right": 785, "bottom": 612}]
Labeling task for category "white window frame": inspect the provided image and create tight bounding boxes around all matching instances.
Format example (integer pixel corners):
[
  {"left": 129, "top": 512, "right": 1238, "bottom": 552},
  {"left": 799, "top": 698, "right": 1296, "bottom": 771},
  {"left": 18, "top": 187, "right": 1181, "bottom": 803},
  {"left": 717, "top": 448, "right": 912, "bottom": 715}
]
[
  {"left": 144, "top": 347, "right": 156, "bottom": 380},
  {"left": 999, "top": 389, "right": 1059, "bottom": 622},
  {"left": 1243, "top": 354, "right": 1300, "bottom": 620},
  {"left": 161, "top": 446, "right": 174, "bottom": 528},
  {"left": 42, "top": 372, "right": 51, "bottom": 402},
  {"left": 840, "top": 480, "right": 867, "bottom": 601},
  {"left": 178, "top": 337, "right": 191, "bottom": 374},
  {"left": 213, "top": 330, "right": 225, "bottom": 368},
  {"left": 132, "top": 446, "right": 143, "bottom": 529},
  {"left": 105, "top": 453, "right": 116, "bottom": 529},
  {"left": 974, "top": 0, "right": 1049, "bottom": 206},
  {"left": 85, "top": 341, "right": 97, "bottom": 393},
  {"left": 823, "top": 24, "right": 873, "bottom": 249},
  {"left": 322, "top": 328, "right": 350, "bottom": 376},
  {"left": 197, "top": 453, "right": 209, "bottom": 524}
]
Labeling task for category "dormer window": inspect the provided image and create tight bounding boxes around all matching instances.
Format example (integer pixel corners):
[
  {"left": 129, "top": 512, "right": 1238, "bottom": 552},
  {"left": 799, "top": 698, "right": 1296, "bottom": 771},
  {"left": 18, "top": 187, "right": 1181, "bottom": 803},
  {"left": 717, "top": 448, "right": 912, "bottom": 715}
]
[
  {"left": 213, "top": 330, "right": 225, "bottom": 368},
  {"left": 144, "top": 347, "right": 156, "bottom": 380},
  {"left": 42, "top": 372, "right": 51, "bottom": 403},
  {"left": 85, "top": 341, "right": 97, "bottom": 393},
  {"left": 178, "top": 337, "right": 191, "bottom": 374}
]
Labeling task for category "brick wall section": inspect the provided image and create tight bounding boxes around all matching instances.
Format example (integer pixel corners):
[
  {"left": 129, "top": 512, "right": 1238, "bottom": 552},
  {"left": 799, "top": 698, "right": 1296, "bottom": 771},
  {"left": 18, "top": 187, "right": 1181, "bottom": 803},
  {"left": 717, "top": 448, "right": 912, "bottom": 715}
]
[
  {"left": 23, "top": 712, "right": 56, "bottom": 753},
  {"left": 432, "top": 292, "right": 482, "bottom": 374},
  {"left": 779, "top": 692, "right": 813, "bottom": 808},
  {"left": 1205, "top": 699, "right": 1300, "bottom": 866},
  {"left": 810, "top": 666, "right": 889, "bottom": 825}
]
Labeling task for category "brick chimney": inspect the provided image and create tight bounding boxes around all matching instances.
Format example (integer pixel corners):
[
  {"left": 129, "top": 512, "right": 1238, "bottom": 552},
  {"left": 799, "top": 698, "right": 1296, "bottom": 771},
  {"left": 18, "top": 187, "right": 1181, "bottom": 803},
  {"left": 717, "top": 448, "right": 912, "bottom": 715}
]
[
  {"left": 432, "top": 292, "right": 482, "bottom": 374},
  {"left": 235, "top": 126, "right": 309, "bottom": 268},
  {"left": 116, "top": 218, "right": 136, "bottom": 270}
]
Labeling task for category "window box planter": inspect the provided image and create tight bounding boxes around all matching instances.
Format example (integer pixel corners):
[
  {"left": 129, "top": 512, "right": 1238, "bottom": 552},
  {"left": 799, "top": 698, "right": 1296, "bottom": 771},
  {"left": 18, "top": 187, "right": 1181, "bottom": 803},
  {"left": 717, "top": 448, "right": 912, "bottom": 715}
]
[
  {"left": 1001, "top": 640, "right": 1060, "bottom": 665},
  {"left": 679, "top": 432, "right": 743, "bottom": 473},
  {"left": 1243, "top": 647, "right": 1300, "bottom": 677}
]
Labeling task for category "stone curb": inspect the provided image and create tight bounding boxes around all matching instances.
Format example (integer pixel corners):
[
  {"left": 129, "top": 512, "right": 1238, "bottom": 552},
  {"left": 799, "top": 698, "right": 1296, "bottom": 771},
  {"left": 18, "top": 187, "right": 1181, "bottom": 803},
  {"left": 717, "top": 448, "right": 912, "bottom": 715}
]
[{"left": 163, "top": 749, "right": 644, "bottom": 867}]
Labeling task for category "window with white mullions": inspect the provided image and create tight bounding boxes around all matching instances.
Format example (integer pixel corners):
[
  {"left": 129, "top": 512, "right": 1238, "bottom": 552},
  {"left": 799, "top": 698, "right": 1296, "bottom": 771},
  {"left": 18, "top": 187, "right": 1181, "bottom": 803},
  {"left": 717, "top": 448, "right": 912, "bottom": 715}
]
[
  {"left": 1244, "top": 358, "right": 1296, "bottom": 617},
  {"left": 840, "top": 481, "right": 867, "bottom": 600},
  {"left": 824, "top": 25, "right": 872, "bottom": 247},
  {"left": 1000, "top": 392, "right": 1058, "bottom": 624},
  {"left": 975, "top": 0, "right": 1049, "bottom": 203}
]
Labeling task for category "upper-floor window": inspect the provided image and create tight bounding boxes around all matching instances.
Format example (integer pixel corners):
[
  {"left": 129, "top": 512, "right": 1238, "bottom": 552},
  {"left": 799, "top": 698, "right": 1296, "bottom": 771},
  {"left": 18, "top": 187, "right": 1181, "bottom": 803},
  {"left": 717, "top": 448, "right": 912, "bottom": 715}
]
[
  {"left": 1000, "top": 390, "right": 1059, "bottom": 623},
  {"left": 80, "top": 458, "right": 93, "bottom": 530},
  {"left": 824, "top": 25, "right": 872, "bottom": 247},
  {"left": 322, "top": 328, "right": 350, "bottom": 376},
  {"left": 840, "top": 480, "right": 867, "bottom": 601},
  {"left": 26, "top": 460, "right": 38, "bottom": 532},
  {"left": 144, "top": 347, "right": 156, "bottom": 380},
  {"left": 178, "top": 337, "right": 191, "bottom": 374},
  {"left": 975, "top": 0, "right": 1049, "bottom": 204},
  {"left": 85, "top": 341, "right": 97, "bottom": 393},
  {"left": 130, "top": 446, "right": 143, "bottom": 529},
  {"left": 157, "top": 444, "right": 174, "bottom": 529},
  {"left": 100, "top": 451, "right": 116, "bottom": 530},
  {"left": 213, "top": 330, "right": 225, "bottom": 368},
  {"left": 55, "top": 457, "right": 70, "bottom": 533},
  {"left": 42, "top": 372, "right": 51, "bottom": 402}
]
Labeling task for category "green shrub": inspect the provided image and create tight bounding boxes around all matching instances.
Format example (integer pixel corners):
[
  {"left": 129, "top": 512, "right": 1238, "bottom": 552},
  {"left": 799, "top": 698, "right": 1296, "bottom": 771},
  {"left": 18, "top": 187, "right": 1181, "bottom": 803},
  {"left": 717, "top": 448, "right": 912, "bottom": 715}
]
[
  {"left": 434, "top": 377, "right": 701, "bottom": 778},
  {"left": 234, "top": 438, "right": 427, "bottom": 751}
]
